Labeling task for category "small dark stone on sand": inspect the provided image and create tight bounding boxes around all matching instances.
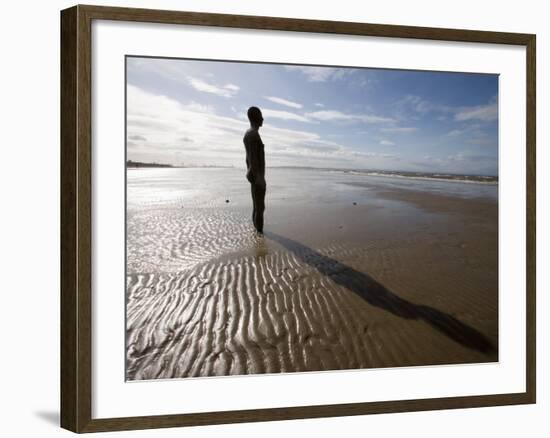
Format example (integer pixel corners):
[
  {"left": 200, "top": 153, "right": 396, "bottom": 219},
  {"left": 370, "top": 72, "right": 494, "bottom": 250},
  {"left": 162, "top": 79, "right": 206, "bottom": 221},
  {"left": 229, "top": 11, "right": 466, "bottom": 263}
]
[
  {"left": 353, "top": 202, "right": 357, "bottom": 205},
  {"left": 226, "top": 199, "right": 230, "bottom": 203}
]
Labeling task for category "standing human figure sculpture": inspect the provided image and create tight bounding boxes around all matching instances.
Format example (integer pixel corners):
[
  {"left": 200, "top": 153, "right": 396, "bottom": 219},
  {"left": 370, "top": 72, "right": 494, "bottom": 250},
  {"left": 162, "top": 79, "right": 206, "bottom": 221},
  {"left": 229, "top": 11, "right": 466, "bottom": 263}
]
[{"left": 243, "top": 106, "right": 266, "bottom": 234}]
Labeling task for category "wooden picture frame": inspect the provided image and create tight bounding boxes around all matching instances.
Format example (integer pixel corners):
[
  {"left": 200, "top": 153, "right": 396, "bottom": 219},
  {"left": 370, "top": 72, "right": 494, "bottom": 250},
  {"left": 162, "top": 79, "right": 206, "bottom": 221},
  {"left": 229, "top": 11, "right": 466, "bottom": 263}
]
[{"left": 60, "top": 4, "right": 536, "bottom": 433}]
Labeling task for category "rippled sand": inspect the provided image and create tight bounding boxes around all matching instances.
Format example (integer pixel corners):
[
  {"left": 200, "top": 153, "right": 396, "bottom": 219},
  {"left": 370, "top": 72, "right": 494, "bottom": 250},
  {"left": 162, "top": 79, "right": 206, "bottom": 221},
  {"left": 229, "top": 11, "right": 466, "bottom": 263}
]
[{"left": 126, "top": 172, "right": 498, "bottom": 380}]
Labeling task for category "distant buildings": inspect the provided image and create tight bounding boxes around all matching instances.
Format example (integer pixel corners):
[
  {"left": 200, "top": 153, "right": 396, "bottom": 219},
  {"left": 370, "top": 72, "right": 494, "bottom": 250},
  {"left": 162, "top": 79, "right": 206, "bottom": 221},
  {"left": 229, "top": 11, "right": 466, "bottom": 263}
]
[{"left": 126, "top": 160, "right": 173, "bottom": 168}]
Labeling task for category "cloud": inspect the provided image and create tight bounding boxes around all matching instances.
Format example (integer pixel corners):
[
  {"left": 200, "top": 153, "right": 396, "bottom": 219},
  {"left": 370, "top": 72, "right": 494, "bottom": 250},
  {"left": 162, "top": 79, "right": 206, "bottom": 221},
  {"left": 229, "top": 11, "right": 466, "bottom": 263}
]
[
  {"left": 466, "top": 137, "right": 495, "bottom": 147},
  {"left": 126, "top": 85, "right": 398, "bottom": 168},
  {"left": 127, "top": 57, "right": 188, "bottom": 84},
  {"left": 262, "top": 108, "right": 312, "bottom": 123},
  {"left": 264, "top": 96, "right": 303, "bottom": 109},
  {"left": 446, "top": 129, "right": 463, "bottom": 137},
  {"left": 128, "top": 134, "right": 147, "bottom": 141},
  {"left": 127, "top": 58, "right": 241, "bottom": 99},
  {"left": 443, "top": 122, "right": 495, "bottom": 147},
  {"left": 306, "top": 110, "right": 394, "bottom": 124},
  {"left": 455, "top": 103, "right": 498, "bottom": 122},
  {"left": 398, "top": 94, "right": 498, "bottom": 123},
  {"left": 314, "top": 103, "right": 325, "bottom": 107},
  {"left": 284, "top": 66, "right": 355, "bottom": 82},
  {"left": 446, "top": 152, "right": 496, "bottom": 163},
  {"left": 380, "top": 140, "right": 395, "bottom": 146},
  {"left": 353, "top": 151, "right": 398, "bottom": 159},
  {"left": 411, "top": 151, "right": 497, "bottom": 175},
  {"left": 127, "top": 85, "right": 246, "bottom": 164},
  {"left": 380, "top": 126, "right": 418, "bottom": 133},
  {"left": 396, "top": 94, "right": 455, "bottom": 116},
  {"left": 187, "top": 76, "right": 239, "bottom": 97}
]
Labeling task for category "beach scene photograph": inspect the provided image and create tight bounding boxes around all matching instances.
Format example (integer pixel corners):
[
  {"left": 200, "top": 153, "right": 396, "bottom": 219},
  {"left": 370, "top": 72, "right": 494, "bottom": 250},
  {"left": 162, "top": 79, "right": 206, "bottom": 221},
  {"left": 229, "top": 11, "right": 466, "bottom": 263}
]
[{"left": 125, "top": 56, "right": 499, "bottom": 381}]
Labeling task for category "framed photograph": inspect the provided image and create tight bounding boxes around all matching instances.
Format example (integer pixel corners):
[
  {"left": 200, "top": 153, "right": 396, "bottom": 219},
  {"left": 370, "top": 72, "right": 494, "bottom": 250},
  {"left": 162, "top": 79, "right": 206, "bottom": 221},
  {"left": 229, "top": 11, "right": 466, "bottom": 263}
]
[{"left": 60, "top": 4, "right": 536, "bottom": 433}]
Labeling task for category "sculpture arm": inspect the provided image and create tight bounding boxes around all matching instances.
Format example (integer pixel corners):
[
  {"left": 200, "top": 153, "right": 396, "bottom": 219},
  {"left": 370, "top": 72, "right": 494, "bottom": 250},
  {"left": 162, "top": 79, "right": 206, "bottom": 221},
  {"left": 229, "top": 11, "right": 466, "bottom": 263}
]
[{"left": 246, "top": 134, "right": 265, "bottom": 185}]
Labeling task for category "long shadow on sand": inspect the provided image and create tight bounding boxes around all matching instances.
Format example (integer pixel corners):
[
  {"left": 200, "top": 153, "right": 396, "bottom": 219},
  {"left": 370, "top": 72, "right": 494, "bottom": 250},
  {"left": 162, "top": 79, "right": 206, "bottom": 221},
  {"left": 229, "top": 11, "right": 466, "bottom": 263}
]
[{"left": 265, "top": 231, "right": 495, "bottom": 355}]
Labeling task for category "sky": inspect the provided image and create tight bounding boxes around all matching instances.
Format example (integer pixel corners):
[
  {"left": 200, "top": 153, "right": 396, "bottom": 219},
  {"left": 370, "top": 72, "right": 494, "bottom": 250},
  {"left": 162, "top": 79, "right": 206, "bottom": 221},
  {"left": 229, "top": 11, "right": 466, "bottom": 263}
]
[{"left": 126, "top": 56, "right": 498, "bottom": 175}]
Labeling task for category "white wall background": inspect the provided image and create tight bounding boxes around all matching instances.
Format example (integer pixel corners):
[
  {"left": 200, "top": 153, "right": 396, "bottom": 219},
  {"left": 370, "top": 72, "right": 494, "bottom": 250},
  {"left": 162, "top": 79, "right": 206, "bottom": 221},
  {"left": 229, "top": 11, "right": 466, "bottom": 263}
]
[{"left": 0, "top": 0, "right": 546, "bottom": 436}]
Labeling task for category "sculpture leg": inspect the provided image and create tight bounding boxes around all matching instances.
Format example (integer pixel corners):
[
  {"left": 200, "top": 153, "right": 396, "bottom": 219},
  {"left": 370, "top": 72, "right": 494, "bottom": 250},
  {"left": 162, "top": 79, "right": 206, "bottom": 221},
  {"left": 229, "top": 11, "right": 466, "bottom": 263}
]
[
  {"left": 250, "top": 183, "right": 257, "bottom": 227},
  {"left": 253, "top": 183, "right": 266, "bottom": 233}
]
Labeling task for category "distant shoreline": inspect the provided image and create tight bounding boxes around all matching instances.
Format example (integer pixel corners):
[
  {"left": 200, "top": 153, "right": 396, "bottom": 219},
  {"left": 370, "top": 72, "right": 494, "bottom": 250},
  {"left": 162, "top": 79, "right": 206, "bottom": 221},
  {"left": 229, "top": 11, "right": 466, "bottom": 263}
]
[
  {"left": 126, "top": 160, "right": 233, "bottom": 169},
  {"left": 126, "top": 160, "right": 173, "bottom": 168},
  {"left": 329, "top": 169, "right": 498, "bottom": 185},
  {"left": 127, "top": 163, "right": 497, "bottom": 184},
  {"left": 271, "top": 166, "right": 498, "bottom": 183}
]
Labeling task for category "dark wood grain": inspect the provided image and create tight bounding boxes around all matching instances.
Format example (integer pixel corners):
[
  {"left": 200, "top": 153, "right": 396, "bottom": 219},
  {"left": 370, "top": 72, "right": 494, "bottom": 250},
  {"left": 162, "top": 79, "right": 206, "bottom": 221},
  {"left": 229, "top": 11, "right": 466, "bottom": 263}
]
[
  {"left": 81, "top": 392, "right": 533, "bottom": 433},
  {"left": 525, "top": 34, "right": 536, "bottom": 404},
  {"left": 80, "top": 4, "right": 534, "bottom": 44},
  {"left": 61, "top": 5, "right": 94, "bottom": 432},
  {"left": 60, "top": 4, "right": 537, "bottom": 433},
  {"left": 77, "top": 4, "right": 93, "bottom": 432},
  {"left": 60, "top": 5, "right": 78, "bottom": 432}
]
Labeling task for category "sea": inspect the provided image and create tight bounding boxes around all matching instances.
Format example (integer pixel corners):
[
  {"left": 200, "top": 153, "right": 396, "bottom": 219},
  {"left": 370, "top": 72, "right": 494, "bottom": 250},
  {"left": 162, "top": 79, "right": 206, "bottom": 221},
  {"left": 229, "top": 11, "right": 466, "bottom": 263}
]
[{"left": 127, "top": 166, "right": 498, "bottom": 210}]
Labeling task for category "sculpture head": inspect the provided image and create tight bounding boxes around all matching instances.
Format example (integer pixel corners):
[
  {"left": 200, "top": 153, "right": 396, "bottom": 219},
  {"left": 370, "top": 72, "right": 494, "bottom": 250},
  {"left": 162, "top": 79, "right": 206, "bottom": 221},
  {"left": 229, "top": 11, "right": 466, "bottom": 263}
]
[{"left": 247, "top": 106, "right": 264, "bottom": 128}]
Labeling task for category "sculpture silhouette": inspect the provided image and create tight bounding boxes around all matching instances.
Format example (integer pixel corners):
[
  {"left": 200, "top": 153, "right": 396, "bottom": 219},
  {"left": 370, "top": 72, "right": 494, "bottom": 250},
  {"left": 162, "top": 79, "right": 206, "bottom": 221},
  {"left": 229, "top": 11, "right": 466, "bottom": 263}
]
[{"left": 243, "top": 106, "right": 266, "bottom": 233}]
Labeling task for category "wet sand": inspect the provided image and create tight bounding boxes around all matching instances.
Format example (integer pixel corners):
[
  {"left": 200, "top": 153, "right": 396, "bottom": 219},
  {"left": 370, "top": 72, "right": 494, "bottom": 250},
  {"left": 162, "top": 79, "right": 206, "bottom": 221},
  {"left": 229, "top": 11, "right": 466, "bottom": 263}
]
[{"left": 126, "top": 168, "right": 498, "bottom": 380}]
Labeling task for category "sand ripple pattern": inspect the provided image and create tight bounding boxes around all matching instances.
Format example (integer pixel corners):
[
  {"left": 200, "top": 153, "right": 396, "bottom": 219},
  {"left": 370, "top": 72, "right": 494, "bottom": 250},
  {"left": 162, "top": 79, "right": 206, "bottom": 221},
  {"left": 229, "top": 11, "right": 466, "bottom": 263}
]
[
  {"left": 127, "top": 208, "right": 257, "bottom": 273},
  {"left": 127, "top": 233, "right": 497, "bottom": 380}
]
